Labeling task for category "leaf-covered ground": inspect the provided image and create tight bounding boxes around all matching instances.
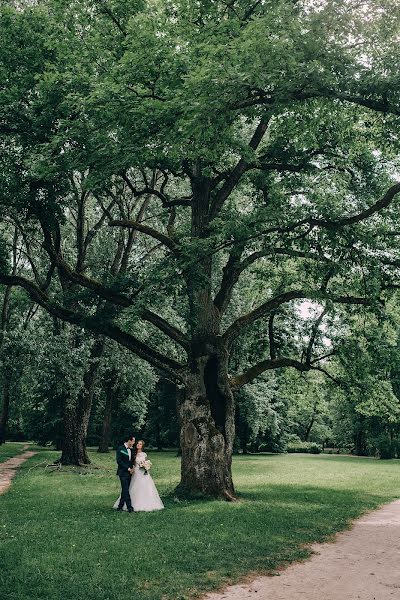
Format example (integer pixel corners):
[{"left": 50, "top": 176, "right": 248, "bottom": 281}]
[{"left": 1, "top": 448, "right": 399, "bottom": 600}]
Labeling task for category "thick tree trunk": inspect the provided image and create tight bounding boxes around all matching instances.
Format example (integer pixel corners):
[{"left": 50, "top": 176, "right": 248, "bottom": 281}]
[
  {"left": 177, "top": 176, "right": 237, "bottom": 499},
  {"left": 0, "top": 378, "right": 11, "bottom": 445},
  {"left": 60, "top": 406, "right": 91, "bottom": 464},
  {"left": 178, "top": 349, "right": 236, "bottom": 500},
  {"left": 98, "top": 369, "right": 118, "bottom": 453},
  {"left": 60, "top": 338, "right": 104, "bottom": 465}
]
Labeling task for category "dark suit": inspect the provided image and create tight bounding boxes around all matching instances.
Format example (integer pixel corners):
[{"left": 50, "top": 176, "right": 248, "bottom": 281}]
[{"left": 116, "top": 444, "right": 136, "bottom": 511}]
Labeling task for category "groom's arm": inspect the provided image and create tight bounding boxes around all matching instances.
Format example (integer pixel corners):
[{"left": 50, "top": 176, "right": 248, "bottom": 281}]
[{"left": 116, "top": 448, "right": 130, "bottom": 471}]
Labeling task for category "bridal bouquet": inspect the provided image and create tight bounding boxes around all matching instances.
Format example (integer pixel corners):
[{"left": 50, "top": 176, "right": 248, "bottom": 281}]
[{"left": 139, "top": 459, "right": 152, "bottom": 475}]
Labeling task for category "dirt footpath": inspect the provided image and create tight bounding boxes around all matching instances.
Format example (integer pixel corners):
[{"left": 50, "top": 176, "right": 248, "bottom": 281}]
[
  {"left": 204, "top": 499, "right": 400, "bottom": 600},
  {"left": 0, "top": 447, "right": 36, "bottom": 495}
]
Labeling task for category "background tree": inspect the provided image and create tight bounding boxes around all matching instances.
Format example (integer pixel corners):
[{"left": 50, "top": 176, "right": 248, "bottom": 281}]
[
  {"left": 141, "top": 377, "right": 181, "bottom": 451},
  {"left": 329, "top": 301, "right": 400, "bottom": 457}
]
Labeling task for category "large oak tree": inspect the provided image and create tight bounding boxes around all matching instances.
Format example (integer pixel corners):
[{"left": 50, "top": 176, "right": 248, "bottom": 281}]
[{"left": 1, "top": 0, "right": 400, "bottom": 498}]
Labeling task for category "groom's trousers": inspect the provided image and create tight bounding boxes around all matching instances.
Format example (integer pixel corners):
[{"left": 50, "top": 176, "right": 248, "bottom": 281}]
[{"left": 118, "top": 474, "right": 133, "bottom": 511}]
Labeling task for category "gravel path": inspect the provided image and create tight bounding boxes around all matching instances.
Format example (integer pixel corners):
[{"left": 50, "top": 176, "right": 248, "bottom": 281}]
[
  {"left": 0, "top": 446, "right": 36, "bottom": 495},
  {"left": 204, "top": 499, "right": 400, "bottom": 600}
]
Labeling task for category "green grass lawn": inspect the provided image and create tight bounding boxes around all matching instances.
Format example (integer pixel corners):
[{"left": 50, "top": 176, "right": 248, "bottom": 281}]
[
  {"left": 1, "top": 449, "right": 399, "bottom": 600},
  {"left": 0, "top": 442, "right": 29, "bottom": 464}
]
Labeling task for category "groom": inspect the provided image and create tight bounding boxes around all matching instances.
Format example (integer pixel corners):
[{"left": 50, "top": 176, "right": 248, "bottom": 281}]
[{"left": 116, "top": 433, "right": 136, "bottom": 512}]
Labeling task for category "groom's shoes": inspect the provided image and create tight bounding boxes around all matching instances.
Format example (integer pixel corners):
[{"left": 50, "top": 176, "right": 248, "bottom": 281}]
[
  {"left": 116, "top": 507, "right": 123, "bottom": 512},
  {"left": 128, "top": 508, "right": 134, "bottom": 513}
]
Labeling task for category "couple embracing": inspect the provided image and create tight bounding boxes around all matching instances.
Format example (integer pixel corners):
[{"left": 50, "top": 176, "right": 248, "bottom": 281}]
[{"left": 114, "top": 434, "right": 164, "bottom": 512}]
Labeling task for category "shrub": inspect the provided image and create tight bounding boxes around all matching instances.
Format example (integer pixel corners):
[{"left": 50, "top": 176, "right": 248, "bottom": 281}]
[{"left": 286, "top": 441, "right": 322, "bottom": 454}]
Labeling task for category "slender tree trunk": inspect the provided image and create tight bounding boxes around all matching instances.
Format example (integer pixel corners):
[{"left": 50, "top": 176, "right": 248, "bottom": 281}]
[
  {"left": 98, "top": 391, "right": 113, "bottom": 453},
  {"left": 304, "top": 398, "right": 318, "bottom": 441},
  {"left": 304, "top": 416, "right": 316, "bottom": 441},
  {"left": 155, "top": 419, "right": 163, "bottom": 452},
  {"left": 60, "top": 338, "right": 105, "bottom": 465},
  {"left": 0, "top": 232, "right": 17, "bottom": 445},
  {"left": 178, "top": 348, "right": 236, "bottom": 500},
  {"left": 354, "top": 419, "right": 367, "bottom": 456},
  {"left": 0, "top": 287, "right": 12, "bottom": 445},
  {"left": 98, "top": 368, "right": 118, "bottom": 453},
  {"left": 0, "top": 378, "right": 11, "bottom": 445},
  {"left": 241, "top": 429, "right": 249, "bottom": 454}
]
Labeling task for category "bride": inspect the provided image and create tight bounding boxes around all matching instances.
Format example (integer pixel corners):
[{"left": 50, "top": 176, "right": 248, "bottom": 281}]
[{"left": 114, "top": 440, "right": 164, "bottom": 512}]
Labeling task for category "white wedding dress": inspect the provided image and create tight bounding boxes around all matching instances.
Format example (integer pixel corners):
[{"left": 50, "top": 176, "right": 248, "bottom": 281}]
[{"left": 113, "top": 451, "right": 164, "bottom": 512}]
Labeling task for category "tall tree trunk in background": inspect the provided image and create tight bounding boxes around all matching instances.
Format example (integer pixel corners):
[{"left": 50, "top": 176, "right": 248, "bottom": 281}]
[
  {"left": 175, "top": 384, "right": 184, "bottom": 456},
  {"left": 354, "top": 415, "right": 367, "bottom": 456},
  {"left": 0, "top": 230, "right": 17, "bottom": 445},
  {"left": 0, "top": 286, "right": 12, "bottom": 445},
  {"left": 241, "top": 423, "right": 249, "bottom": 455},
  {"left": 98, "top": 368, "right": 119, "bottom": 453},
  {"left": 60, "top": 338, "right": 105, "bottom": 465},
  {"left": 0, "top": 378, "right": 10, "bottom": 445},
  {"left": 155, "top": 420, "right": 163, "bottom": 452},
  {"left": 304, "top": 399, "right": 319, "bottom": 441}
]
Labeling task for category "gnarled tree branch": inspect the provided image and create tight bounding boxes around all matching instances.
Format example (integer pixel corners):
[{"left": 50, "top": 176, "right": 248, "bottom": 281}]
[
  {"left": 223, "top": 289, "right": 306, "bottom": 346},
  {"left": 210, "top": 115, "right": 272, "bottom": 218},
  {"left": 109, "top": 219, "right": 179, "bottom": 253},
  {"left": 231, "top": 355, "right": 339, "bottom": 389},
  {"left": 224, "top": 289, "right": 376, "bottom": 346},
  {"left": 0, "top": 273, "right": 185, "bottom": 380}
]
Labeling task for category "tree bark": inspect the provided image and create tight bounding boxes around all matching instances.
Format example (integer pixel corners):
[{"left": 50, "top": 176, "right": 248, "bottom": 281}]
[
  {"left": 176, "top": 176, "right": 237, "bottom": 499},
  {"left": 60, "top": 404, "right": 91, "bottom": 465},
  {"left": 60, "top": 338, "right": 105, "bottom": 465},
  {"left": 178, "top": 348, "right": 236, "bottom": 500}
]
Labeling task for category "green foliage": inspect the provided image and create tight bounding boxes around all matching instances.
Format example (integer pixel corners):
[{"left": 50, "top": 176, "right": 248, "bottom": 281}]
[
  {"left": 369, "top": 433, "right": 399, "bottom": 460},
  {"left": 142, "top": 378, "right": 181, "bottom": 450},
  {"left": 1, "top": 309, "right": 156, "bottom": 447},
  {"left": 235, "top": 374, "right": 286, "bottom": 451},
  {"left": 284, "top": 370, "right": 333, "bottom": 444},
  {"left": 327, "top": 306, "right": 400, "bottom": 455}
]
